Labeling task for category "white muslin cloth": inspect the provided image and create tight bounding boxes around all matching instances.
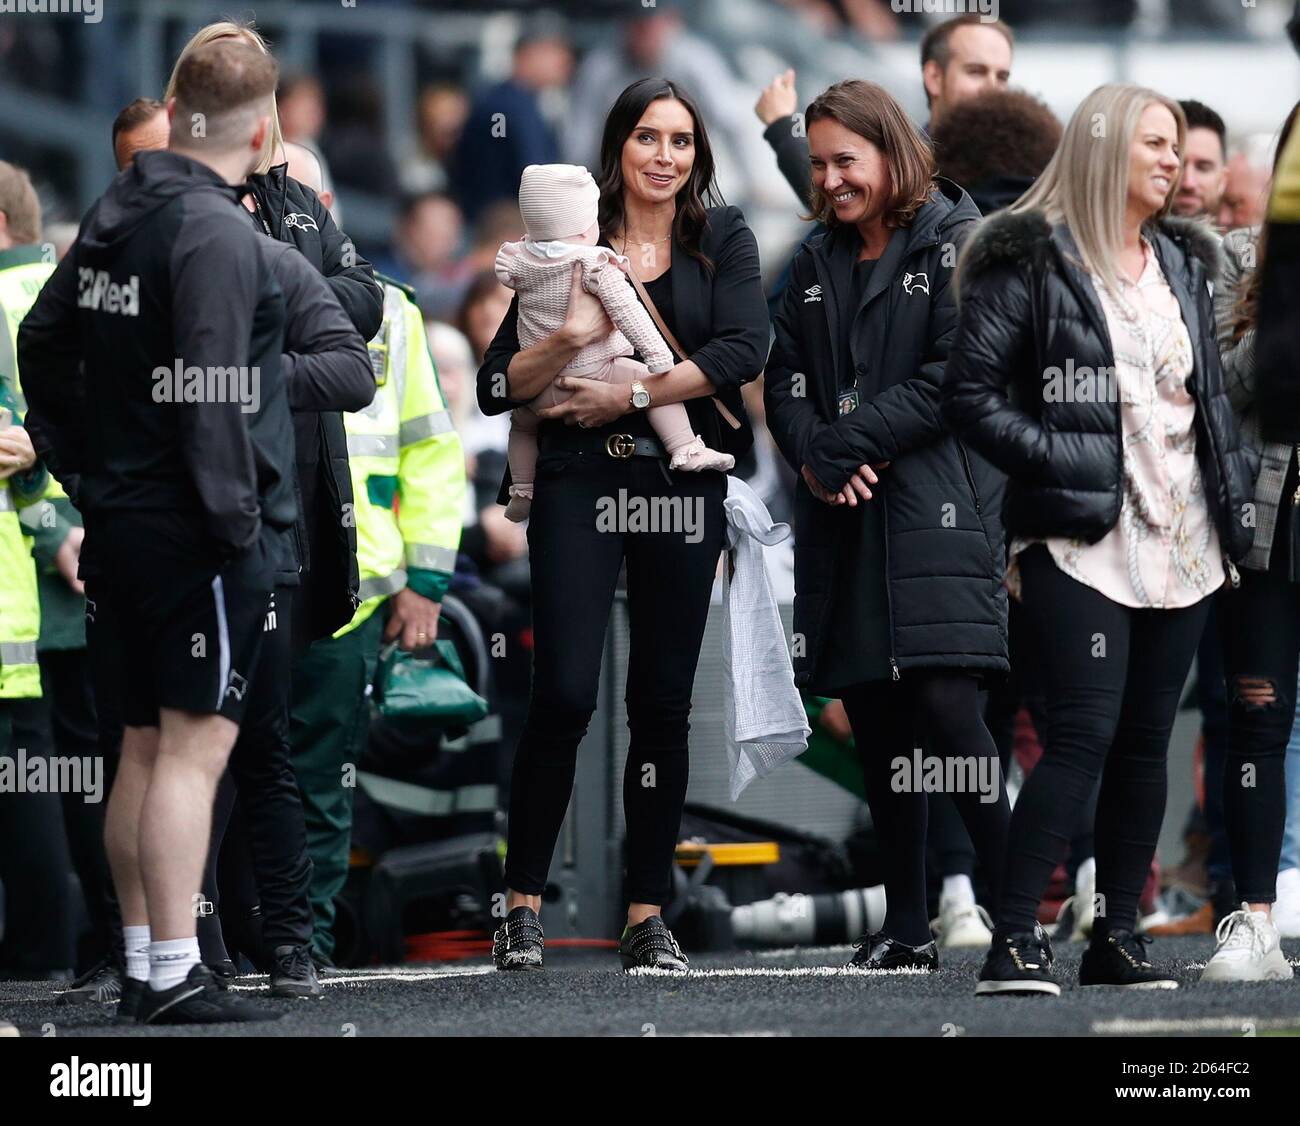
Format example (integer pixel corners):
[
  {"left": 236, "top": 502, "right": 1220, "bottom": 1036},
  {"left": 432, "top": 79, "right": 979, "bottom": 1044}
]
[{"left": 721, "top": 475, "right": 810, "bottom": 800}]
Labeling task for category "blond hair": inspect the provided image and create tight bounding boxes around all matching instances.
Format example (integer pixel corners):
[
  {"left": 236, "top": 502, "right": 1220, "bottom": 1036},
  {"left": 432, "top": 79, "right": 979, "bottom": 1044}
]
[
  {"left": 1007, "top": 83, "right": 1185, "bottom": 296},
  {"left": 165, "top": 18, "right": 282, "bottom": 174}
]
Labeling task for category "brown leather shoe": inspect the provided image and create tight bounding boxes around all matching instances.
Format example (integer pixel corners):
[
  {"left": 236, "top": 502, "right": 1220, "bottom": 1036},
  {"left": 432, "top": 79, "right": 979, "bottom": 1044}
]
[{"left": 1145, "top": 902, "right": 1214, "bottom": 936}]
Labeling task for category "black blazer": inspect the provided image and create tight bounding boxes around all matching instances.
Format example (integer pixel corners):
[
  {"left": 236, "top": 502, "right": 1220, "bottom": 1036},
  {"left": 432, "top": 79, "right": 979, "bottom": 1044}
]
[{"left": 475, "top": 204, "right": 769, "bottom": 502}]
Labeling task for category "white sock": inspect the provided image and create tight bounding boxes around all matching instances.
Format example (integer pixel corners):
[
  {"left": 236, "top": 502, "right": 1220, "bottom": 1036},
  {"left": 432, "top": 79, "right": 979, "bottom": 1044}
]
[
  {"left": 124, "top": 925, "right": 152, "bottom": 982},
  {"left": 148, "top": 937, "right": 200, "bottom": 991},
  {"left": 1076, "top": 856, "right": 1096, "bottom": 896},
  {"left": 942, "top": 874, "right": 975, "bottom": 908}
]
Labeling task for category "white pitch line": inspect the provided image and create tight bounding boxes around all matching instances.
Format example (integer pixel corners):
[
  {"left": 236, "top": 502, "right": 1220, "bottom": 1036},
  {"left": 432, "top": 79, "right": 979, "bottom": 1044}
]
[
  {"left": 229, "top": 966, "right": 494, "bottom": 991},
  {"left": 1093, "top": 1015, "right": 1300, "bottom": 1035},
  {"left": 625, "top": 965, "right": 930, "bottom": 979}
]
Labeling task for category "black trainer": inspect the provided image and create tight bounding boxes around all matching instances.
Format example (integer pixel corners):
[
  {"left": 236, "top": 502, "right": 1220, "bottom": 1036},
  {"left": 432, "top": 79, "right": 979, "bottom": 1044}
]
[
  {"left": 618, "top": 916, "right": 689, "bottom": 971},
  {"left": 58, "top": 961, "right": 123, "bottom": 1006},
  {"left": 492, "top": 906, "right": 545, "bottom": 971},
  {"left": 1079, "top": 930, "right": 1179, "bottom": 989},
  {"left": 115, "top": 977, "right": 145, "bottom": 1024},
  {"left": 975, "top": 924, "right": 1061, "bottom": 996},
  {"left": 846, "top": 933, "right": 939, "bottom": 971},
  {"left": 271, "top": 944, "right": 323, "bottom": 999},
  {"left": 138, "top": 963, "right": 282, "bottom": 1025}
]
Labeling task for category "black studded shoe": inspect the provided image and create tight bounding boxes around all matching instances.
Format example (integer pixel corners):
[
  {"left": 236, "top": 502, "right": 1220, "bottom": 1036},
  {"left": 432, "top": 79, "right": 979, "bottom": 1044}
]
[
  {"left": 492, "top": 906, "right": 545, "bottom": 971},
  {"left": 1079, "top": 930, "right": 1179, "bottom": 989},
  {"left": 975, "top": 924, "right": 1060, "bottom": 996},
  {"left": 846, "top": 933, "right": 939, "bottom": 971},
  {"left": 618, "top": 916, "right": 689, "bottom": 971}
]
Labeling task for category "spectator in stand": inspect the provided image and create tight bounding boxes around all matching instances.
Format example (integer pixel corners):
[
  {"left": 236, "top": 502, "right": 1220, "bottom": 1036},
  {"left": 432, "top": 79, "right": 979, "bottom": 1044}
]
[
  {"left": 111, "top": 98, "right": 167, "bottom": 172},
  {"left": 464, "top": 202, "right": 526, "bottom": 275},
  {"left": 1173, "top": 99, "right": 1228, "bottom": 225},
  {"left": 321, "top": 75, "right": 397, "bottom": 197},
  {"left": 1220, "top": 135, "right": 1277, "bottom": 231},
  {"left": 774, "top": 0, "right": 901, "bottom": 39},
  {"left": 277, "top": 71, "right": 326, "bottom": 148},
  {"left": 399, "top": 84, "right": 470, "bottom": 196},
  {"left": 457, "top": 269, "right": 515, "bottom": 371},
  {"left": 566, "top": 10, "right": 756, "bottom": 203},
  {"left": 448, "top": 20, "right": 573, "bottom": 225},
  {"left": 384, "top": 192, "right": 472, "bottom": 321}
]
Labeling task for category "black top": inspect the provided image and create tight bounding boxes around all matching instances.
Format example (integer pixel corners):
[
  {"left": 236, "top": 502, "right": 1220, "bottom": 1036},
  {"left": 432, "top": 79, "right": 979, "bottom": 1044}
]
[{"left": 816, "top": 253, "right": 891, "bottom": 689}]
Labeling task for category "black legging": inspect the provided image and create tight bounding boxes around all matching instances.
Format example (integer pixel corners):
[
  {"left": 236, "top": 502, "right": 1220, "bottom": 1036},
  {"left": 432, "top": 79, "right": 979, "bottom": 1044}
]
[
  {"left": 504, "top": 451, "right": 726, "bottom": 907},
  {"left": 998, "top": 545, "right": 1211, "bottom": 935},
  {"left": 840, "top": 672, "right": 1010, "bottom": 947},
  {"left": 1218, "top": 481, "right": 1300, "bottom": 903}
]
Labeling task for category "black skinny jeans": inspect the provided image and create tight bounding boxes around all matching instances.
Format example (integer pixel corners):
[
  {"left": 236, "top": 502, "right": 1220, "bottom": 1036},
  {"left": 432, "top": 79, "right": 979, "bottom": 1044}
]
[
  {"left": 504, "top": 448, "right": 726, "bottom": 907},
  {"left": 998, "top": 545, "right": 1211, "bottom": 935},
  {"left": 840, "top": 672, "right": 1010, "bottom": 947},
  {"left": 1218, "top": 502, "right": 1300, "bottom": 903}
]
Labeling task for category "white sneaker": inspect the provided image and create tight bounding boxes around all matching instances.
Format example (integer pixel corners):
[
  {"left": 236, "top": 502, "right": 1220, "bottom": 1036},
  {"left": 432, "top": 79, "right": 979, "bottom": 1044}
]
[
  {"left": 1275, "top": 869, "right": 1300, "bottom": 939},
  {"left": 932, "top": 898, "right": 993, "bottom": 949},
  {"left": 1200, "top": 904, "right": 1295, "bottom": 983}
]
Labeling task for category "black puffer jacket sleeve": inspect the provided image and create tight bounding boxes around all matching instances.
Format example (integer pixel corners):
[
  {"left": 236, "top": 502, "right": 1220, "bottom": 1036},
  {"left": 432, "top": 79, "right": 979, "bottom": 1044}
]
[
  {"left": 764, "top": 254, "right": 829, "bottom": 471},
  {"left": 942, "top": 263, "right": 1054, "bottom": 481}
]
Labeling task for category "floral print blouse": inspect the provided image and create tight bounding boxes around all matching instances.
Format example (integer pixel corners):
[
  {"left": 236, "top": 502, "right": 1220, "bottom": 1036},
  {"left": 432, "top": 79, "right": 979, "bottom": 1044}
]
[{"left": 1013, "top": 239, "right": 1223, "bottom": 609}]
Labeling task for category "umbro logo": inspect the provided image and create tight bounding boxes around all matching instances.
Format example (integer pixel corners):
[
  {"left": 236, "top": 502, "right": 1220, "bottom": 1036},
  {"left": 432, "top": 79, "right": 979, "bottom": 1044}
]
[
  {"left": 902, "top": 272, "right": 930, "bottom": 296},
  {"left": 284, "top": 212, "right": 320, "bottom": 232},
  {"left": 225, "top": 670, "right": 249, "bottom": 702},
  {"left": 803, "top": 284, "right": 823, "bottom": 303}
]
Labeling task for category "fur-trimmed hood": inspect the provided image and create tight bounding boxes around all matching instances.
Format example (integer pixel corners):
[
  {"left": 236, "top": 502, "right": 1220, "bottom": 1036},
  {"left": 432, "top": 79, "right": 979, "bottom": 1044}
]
[{"left": 959, "top": 207, "right": 1225, "bottom": 286}]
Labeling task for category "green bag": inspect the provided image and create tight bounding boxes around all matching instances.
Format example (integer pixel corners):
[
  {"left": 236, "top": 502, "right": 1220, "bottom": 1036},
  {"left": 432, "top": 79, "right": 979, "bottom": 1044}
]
[{"left": 375, "top": 639, "right": 489, "bottom": 724}]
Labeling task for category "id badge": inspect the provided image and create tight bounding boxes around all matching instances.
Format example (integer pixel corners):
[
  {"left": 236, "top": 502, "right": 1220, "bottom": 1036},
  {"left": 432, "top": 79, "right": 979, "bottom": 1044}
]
[{"left": 837, "top": 390, "right": 859, "bottom": 416}]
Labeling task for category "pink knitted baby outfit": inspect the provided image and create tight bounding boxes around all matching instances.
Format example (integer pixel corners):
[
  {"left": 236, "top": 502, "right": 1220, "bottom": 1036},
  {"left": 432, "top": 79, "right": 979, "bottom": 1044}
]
[
  {"left": 494, "top": 241, "right": 675, "bottom": 379},
  {"left": 495, "top": 163, "right": 734, "bottom": 522}
]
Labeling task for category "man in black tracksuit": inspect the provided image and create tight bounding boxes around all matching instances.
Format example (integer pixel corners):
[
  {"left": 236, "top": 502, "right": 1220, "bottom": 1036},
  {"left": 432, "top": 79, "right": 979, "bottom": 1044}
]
[
  {"left": 25, "top": 135, "right": 379, "bottom": 1000},
  {"left": 19, "top": 41, "right": 294, "bottom": 1024}
]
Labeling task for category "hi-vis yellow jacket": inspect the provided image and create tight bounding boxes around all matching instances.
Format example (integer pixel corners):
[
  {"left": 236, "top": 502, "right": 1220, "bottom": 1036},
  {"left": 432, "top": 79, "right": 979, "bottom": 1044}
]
[
  {"left": 338, "top": 278, "right": 465, "bottom": 636},
  {"left": 0, "top": 245, "right": 53, "bottom": 698}
]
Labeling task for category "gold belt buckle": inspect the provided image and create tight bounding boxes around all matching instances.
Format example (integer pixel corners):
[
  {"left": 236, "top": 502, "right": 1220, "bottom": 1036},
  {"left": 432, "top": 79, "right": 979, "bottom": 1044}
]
[{"left": 605, "top": 433, "right": 636, "bottom": 459}]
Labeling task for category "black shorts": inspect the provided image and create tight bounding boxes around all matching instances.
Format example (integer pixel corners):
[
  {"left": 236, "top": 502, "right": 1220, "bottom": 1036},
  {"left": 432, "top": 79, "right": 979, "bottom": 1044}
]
[{"left": 90, "top": 511, "right": 276, "bottom": 728}]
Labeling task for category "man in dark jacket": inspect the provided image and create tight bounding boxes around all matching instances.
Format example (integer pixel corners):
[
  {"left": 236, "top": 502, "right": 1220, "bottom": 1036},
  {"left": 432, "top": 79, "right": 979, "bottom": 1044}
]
[{"left": 18, "top": 40, "right": 291, "bottom": 1025}]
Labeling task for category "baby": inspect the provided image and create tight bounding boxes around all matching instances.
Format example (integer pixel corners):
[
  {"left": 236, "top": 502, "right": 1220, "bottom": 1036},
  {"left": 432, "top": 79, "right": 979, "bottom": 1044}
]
[{"left": 495, "top": 163, "right": 734, "bottom": 522}]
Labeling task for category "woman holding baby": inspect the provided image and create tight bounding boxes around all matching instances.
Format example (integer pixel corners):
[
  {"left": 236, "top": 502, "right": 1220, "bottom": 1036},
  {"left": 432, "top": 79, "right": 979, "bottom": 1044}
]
[{"left": 476, "top": 77, "right": 768, "bottom": 971}]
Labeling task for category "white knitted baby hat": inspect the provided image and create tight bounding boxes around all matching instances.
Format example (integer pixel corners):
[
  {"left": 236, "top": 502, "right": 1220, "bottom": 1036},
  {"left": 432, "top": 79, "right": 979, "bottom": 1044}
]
[{"left": 517, "top": 164, "right": 600, "bottom": 242}]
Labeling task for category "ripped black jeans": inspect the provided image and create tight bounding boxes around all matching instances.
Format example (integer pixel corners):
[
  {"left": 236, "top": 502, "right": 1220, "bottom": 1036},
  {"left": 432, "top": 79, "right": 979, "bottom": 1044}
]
[{"left": 1219, "top": 515, "right": 1300, "bottom": 904}]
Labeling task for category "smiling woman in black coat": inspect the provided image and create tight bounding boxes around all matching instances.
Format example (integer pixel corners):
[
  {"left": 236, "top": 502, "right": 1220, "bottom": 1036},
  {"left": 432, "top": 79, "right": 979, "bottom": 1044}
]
[
  {"left": 475, "top": 78, "right": 767, "bottom": 973},
  {"left": 765, "top": 80, "right": 1010, "bottom": 973}
]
